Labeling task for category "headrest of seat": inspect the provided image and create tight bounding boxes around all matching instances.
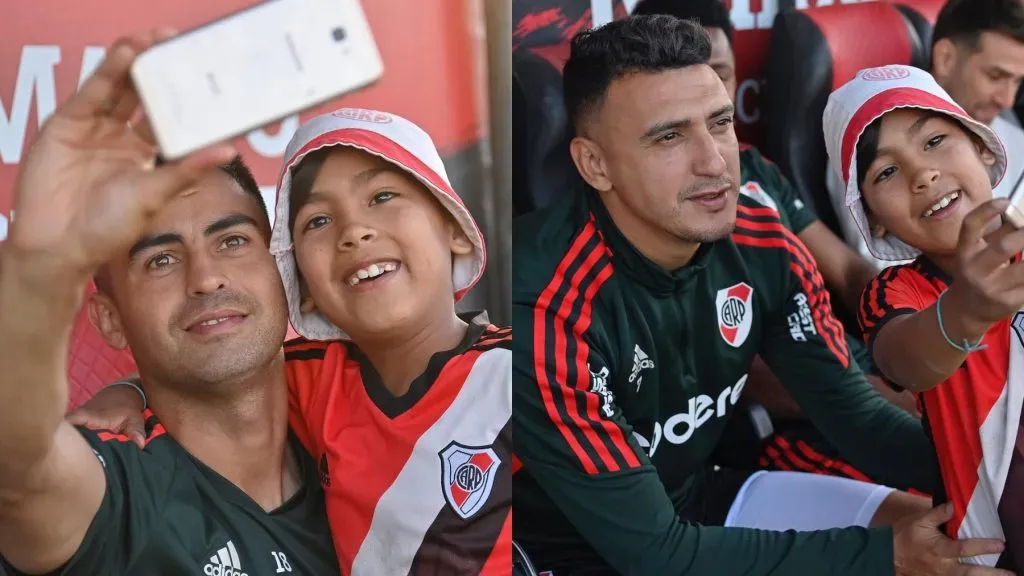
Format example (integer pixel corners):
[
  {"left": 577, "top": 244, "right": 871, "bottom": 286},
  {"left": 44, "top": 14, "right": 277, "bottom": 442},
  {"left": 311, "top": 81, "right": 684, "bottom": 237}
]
[
  {"left": 762, "top": 2, "right": 927, "bottom": 234},
  {"left": 893, "top": 0, "right": 946, "bottom": 24},
  {"left": 512, "top": 48, "right": 582, "bottom": 216}
]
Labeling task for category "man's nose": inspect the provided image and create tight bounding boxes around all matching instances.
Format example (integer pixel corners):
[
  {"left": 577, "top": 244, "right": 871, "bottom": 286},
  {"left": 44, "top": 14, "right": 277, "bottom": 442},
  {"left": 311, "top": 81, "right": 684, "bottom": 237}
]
[
  {"left": 994, "top": 81, "right": 1019, "bottom": 111},
  {"left": 692, "top": 130, "right": 727, "bottom": 177},
  {"left": 186, "top": 253, "right": 229, "bottom": 296}
]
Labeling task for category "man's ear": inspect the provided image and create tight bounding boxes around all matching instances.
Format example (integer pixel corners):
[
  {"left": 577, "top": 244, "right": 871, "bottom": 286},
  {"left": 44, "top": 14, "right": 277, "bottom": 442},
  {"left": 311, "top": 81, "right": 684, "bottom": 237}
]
[
  {"left": 931, "top": 38, "right": 959, "bottom": 84},
  {"left": 87, "top": 292, "right": 128, "bottom": 349},
  {"left": 569, "top": 136, "right": 614, "bottom": 192}
]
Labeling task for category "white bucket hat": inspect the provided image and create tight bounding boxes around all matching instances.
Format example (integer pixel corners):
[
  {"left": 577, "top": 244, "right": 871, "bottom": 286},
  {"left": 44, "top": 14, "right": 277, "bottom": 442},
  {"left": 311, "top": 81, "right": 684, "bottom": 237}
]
[
  {"left": 269, "top": 108, "right": 487, "bottom": 341},
  {"left": 823, "top": 65, "right": 1007, "bottom": 261}
]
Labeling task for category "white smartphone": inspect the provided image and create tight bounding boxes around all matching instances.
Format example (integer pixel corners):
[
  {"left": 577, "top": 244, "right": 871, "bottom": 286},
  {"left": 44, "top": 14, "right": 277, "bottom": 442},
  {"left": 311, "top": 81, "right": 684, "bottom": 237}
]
[
  {"left": 1005, "top": 167, "right": 1024, "bottom": 228},
  {"left": 131, "top": 0, "right": 384, "bottom": 160}
]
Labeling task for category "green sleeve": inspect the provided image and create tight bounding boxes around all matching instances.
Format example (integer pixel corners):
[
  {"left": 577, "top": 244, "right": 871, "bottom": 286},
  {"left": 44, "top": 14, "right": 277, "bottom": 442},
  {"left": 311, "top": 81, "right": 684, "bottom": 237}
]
[
  {"left": 2, "top": 428, "right": 174, "bottom": 575},
  {"left": 514, "top": 294, "right": 898, "bottom": 576},
  {"left": 751, "top": 149, "right": 819, "bottom": 234},
  {"left": 759, "top": 242, "right": 938, "bottom": 494}
]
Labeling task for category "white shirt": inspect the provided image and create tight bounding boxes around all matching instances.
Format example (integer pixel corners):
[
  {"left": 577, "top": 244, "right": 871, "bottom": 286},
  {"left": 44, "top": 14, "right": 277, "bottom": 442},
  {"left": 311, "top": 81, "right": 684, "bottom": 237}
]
[{"left": 991, "top": 111, "right": 1024, "bottom": 199}]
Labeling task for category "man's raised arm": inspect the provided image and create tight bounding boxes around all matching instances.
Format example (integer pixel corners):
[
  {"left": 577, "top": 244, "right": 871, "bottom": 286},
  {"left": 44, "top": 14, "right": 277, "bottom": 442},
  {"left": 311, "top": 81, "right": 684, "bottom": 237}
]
[{"left": 0, "top": 30, "right": 236, "bottom": 574}]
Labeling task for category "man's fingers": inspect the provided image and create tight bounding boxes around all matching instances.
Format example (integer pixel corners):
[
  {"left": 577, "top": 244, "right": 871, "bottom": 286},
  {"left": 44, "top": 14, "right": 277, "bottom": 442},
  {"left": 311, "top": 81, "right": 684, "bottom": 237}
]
[
  {"left": 921, "top": 502, "right": 955, "bottom": 527},
  {"left": 955, "top": 537, "right": 1006, "bottom": 559},
  {"left": 108, "top": 82, "right": 142, "bottom": 122},
  {"left": 62, "top": 37, "right": 143, "bottom": 120},
  {"left": 64, "top": 412, "right": 90, "bottom": 426},
  {"left": 130, "top": 113, "right": 158, "bottom": 147},
  {"left": 960, "top": 200, "right": 1011, "bottom": 253},
  {"left": 129, "top": 143, "right": 237, "bottom": 208}
]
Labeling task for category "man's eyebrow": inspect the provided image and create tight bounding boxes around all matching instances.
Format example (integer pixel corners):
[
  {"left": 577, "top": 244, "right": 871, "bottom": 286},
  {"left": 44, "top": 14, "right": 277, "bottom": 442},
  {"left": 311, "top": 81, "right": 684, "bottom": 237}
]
[
  {"left": 708, "top": 103, "right": 735, "bottom": 120},
  {"left": 642, "top": 119, "right": 690, "bottom": 140},
  {"left": 128, "top": 233, "right": 182, "bottom": 261},
  {"left": 204, "top": 213, "right": 261, "bottom": 236}
]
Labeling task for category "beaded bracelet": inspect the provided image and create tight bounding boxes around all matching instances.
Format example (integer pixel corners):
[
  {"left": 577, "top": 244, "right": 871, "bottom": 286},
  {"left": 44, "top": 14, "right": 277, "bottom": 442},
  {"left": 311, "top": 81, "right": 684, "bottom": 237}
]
[{"left": 936, "top": 290, "right": 987, "bottom": 353}]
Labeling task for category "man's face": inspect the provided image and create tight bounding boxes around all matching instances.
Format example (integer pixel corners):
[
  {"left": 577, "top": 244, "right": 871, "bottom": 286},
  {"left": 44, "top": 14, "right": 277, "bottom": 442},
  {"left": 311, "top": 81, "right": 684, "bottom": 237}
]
[
  {"left": 706, "top": 27, "right": 737, "bottom": 101},
  {"left": 291, "top": 148, "right": 473, "bottom": 341},
  {"left": 575, "top": 65, "right": 740, "bottom": 251},
  {"left": 92, "top": 172, "right": 288, "bottom": 389},
  {"left": 859, "top": 109, "right": 996, "bottom": 257},
  {"left": 934, "top": 31, "right": 1024, "bottom": 124}
]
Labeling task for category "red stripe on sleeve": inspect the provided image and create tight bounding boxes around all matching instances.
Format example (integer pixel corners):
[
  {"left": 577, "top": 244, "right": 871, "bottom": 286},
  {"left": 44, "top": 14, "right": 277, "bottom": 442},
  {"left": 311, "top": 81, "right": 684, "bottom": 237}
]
[{"left": 732, "top": 224, "right": 851, "bottom": 368}]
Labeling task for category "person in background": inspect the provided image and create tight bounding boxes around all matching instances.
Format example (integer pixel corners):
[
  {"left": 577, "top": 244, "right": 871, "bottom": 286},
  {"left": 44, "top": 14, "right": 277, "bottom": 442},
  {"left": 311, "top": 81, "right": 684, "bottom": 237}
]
[{"left": 632, "top": 0, "right": 920, "bottom": 482}]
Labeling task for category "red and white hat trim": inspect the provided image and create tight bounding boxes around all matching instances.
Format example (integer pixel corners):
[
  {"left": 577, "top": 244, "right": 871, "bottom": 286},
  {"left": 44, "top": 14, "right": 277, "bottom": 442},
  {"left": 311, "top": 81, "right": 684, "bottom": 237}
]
[
  {"left": 269, "top": 108, "right": 487, "bottom": 341},
  {"left": 823, "top": 65, "right": 1007, "bottom": 261}
]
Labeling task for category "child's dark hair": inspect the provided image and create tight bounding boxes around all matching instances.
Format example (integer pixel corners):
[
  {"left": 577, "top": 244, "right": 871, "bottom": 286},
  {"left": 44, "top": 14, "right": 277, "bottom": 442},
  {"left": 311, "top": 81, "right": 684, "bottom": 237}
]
[{"left": 288, "top": 148, "right": 333, "bottom": 235}]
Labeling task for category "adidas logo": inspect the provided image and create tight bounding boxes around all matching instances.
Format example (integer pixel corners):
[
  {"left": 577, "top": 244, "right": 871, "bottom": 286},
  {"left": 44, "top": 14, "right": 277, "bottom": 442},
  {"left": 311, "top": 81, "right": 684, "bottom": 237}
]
[
  {"left": 203, "top": 541, "right": 248, "bottom": 576},
  {"left": 629, "top": 345, "right": 655, "bottom": 392}
]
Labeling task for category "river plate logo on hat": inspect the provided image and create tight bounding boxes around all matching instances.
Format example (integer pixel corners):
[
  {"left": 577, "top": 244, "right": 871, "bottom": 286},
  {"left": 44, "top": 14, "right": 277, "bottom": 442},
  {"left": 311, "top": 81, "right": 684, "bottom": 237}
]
[
  {"left": 332, "top": 108, "right": 393, "bottom": 123},
  {"left": 861, "top": 66, "right": 911, "bottom": 82}
]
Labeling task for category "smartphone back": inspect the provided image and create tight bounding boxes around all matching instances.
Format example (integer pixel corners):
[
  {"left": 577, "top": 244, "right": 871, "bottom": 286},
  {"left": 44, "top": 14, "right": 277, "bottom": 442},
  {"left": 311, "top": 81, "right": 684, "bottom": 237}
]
[{"left": 132, "top": 0, "right": 383, "bottom": 159}]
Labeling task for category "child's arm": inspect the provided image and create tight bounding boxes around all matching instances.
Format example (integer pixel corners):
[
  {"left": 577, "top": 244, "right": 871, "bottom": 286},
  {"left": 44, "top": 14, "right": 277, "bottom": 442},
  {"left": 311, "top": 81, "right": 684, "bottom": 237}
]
[{"left": 867, "top": 201, "right": 1024, "bottom": 392}]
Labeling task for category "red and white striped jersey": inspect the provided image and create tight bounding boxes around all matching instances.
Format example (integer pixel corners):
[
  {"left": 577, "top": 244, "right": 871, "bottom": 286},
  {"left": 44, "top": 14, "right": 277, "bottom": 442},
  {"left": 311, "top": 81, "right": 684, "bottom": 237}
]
[
  {"left": 860, "top": 256, "right": 1024, "bottom": 569},
  {"left": 283, "top": 319, "right": 512, "bottom": 575}
]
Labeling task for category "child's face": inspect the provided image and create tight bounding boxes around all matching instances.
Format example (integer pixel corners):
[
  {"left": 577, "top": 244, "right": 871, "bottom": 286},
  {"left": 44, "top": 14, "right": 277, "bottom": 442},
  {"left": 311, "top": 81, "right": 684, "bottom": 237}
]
[
  {"left": 859, "top": 108, "right": 996, "bottom": 257},
  {"left": 290, "top": 147, "right": 473, "bottom": 338}
]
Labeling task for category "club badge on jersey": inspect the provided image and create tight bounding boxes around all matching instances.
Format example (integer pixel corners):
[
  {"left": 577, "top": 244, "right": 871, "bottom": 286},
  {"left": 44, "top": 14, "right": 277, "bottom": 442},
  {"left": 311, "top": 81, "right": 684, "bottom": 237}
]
[
  {"left": 439, "top": 441, "right": 502, "bottom": 519},
  {"left": 716, "top": 282, "right": 754, "bottom": 347}
]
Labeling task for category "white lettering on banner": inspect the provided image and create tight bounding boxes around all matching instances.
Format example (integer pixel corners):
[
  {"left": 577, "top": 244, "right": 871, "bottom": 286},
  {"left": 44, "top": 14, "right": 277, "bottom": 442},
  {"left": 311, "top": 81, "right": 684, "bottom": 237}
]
[
  {"left": 589, "top": 0, "right": 876, "bottom": 33},
  {"left": 632, "top": 374, "right": 747, "bottom": 458},
  {"left": 736, "top": 79, "right": 762, "bottom": 124},
  {"left": 730, "top": 0, "right": 780, "bottom": 31},
  {"left": 246, "top": 115, "right": 300, "bottom": 158},
  {"left": 794, "top": 0, "right": 874, "bottom": 9},
  {"left": 1, "top": 46, "right": 60, "bottom": 164}
]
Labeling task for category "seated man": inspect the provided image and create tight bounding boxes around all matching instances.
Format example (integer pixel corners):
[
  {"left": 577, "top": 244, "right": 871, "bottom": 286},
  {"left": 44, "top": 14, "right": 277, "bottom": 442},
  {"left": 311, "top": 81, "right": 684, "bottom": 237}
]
[
  {"left": 830, "top": 0, "right": 1024, "bottom": 269},
  {"left": 513, "top": 15, "right": 1009, "bottom": 576},
  {"left": 0, "top": 35, "right": 338, "bottom": 575},
  {"left": 632, "top": 0, "right": 919, "bottom": 479}
]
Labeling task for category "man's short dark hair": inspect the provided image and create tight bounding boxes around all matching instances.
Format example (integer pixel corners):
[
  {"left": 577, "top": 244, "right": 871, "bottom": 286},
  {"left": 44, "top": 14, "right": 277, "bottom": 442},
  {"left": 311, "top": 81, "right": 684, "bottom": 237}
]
[
  {"left": 632, "top": 0, "right": 733, "bottom": 46},
  {"left": 563, "top": 15, "right": 711, "bottom": 132},
  {"left": 94, "top": 156, "right": 268, "bottom": 295},
  {"left": 933, "top": 0, "right": 1024, "bottom": 51}
]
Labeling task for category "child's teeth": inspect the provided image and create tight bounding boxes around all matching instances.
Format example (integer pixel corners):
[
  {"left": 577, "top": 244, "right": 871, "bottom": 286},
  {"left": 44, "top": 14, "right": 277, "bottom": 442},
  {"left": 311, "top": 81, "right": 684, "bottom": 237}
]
[
  {"left": 357, "top": 269, "right": 369, "bottom": 279},
  {"left": 384, "top": 262, "right": 396, "bottom": 272},
  {"left": 368, "top": 264, "right": 381, "bottom": 277},
  {"left": 349, "top": 276, "right": 359, "bottom": 285}
]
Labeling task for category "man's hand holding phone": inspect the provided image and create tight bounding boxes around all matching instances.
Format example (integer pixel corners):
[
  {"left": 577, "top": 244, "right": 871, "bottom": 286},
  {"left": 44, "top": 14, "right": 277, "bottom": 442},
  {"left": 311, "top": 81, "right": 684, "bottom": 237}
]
[{"left": 5, "top": 29, "right": 236, "bottom": 284}]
